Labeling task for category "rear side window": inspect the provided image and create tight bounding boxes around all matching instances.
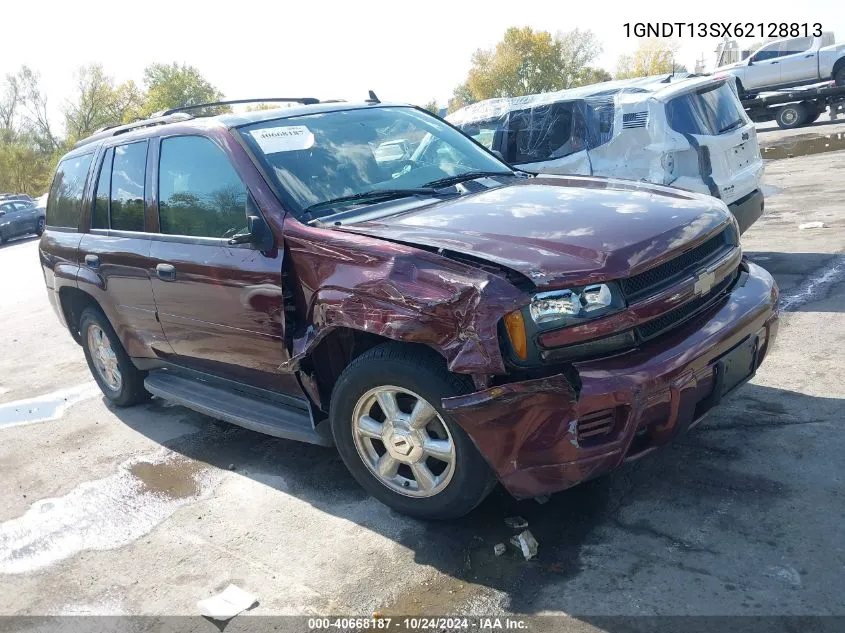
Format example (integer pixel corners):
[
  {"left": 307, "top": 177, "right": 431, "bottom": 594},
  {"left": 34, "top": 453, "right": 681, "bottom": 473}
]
[
  {"left": 92, "top": 148, "right": 113, "bottom": 229},
  {"left": 46, "top": 153, "right": 94, "bottom": 228},
  {"left": 110, "top": 141, "right": 148, "bottom": 232},
  {"left": 157, "top": 136, "right": 248, "bottom": 238},
  {"left": 779, "top": 37, "right": 813, "bottom": 56},
  {"left": 666, "top": 83, "right": 747, "bottom": 136}
]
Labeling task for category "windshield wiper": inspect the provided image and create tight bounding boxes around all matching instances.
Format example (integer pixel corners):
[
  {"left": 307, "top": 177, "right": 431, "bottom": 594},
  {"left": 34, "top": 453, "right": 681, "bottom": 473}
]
[
  {"left": 303, "top": 188, "right": 458, "bottom": 220},
  {"left": 718, "top": 119, "right": 744, "bottom": 134},
  {"left": 423, "top": 170, "right": 514, "bottom": 189}
]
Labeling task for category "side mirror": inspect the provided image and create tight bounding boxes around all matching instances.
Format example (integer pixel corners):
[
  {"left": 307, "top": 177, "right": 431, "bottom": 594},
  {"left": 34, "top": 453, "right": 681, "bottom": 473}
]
[
  {"left": 227, "top": 214, "right": 274, "bottom": 251},
  {"left": 747, "top": 57, "right": 754, "bottom": 66},
  {"left": 0, "top": 210, "right": 5, "bottom": 217}
]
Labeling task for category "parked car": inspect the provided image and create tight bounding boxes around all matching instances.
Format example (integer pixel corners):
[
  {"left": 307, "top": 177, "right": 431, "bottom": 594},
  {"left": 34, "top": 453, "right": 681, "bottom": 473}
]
[
  {"left": 40, "top": 99, "right": 779, "bottom": 519},
  {"left": 715, "top": 32, "right": 845, "bottom": 94},
  {"left": 0, "top": 198, "right": 44, "bottom": 243},
  {"left": 447, "top": 75, "right": 765, "bottom": 234},
  {"left": 0, "top": 193, "right": 34, "bottom": 203}
]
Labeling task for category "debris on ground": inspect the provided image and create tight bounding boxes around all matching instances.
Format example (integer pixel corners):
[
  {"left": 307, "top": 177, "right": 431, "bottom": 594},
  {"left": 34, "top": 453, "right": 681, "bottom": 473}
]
[
  {"left": 197, "top": 584, "right": 258, "bottom": 621},
  {"left": 799, "top": 222, "right": 828, "bottom": 230},
  {"left": 493, "top": 543, "right": 507, "bottom": 556},
  {"left": 534, "top": 495, "right": 550, "bottom": 505},
  {"left": 510, "top": 530, "right": 539, "bottom": 561},
  {"left": 504, "top": 516, "right": 528, "bottom": 530}
]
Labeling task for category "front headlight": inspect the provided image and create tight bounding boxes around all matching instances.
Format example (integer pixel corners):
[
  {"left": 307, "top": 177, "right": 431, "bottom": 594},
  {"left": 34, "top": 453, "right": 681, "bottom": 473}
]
[{"left": 529, "top": 282, "right": 624, "bottom": 327}]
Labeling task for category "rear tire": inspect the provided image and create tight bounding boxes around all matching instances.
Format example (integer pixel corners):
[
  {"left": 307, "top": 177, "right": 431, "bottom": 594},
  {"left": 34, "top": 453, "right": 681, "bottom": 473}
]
[
  {"left": 330, "top": 343, "right": 495, "bottom": 519},
  {"left": 80, "top": 307, "right": 149, "bottom": 407},
  {"left": 834, "top": 66, "right": 845, "bottom": 86},
  {"left": 775, "top": 103, "right": 808, "bottom": 129}
]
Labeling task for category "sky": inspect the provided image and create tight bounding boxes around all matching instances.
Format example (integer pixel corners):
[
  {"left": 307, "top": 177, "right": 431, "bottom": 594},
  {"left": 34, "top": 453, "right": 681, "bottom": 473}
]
[{"left": 3, "top": 0, "right": 843, "bottom": 133}]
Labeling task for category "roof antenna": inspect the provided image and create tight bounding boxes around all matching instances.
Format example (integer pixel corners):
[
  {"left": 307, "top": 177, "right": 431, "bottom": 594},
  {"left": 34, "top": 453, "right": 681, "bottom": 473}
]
[{"left": 367, "top": 90, "right": 380, "bottom": 104}]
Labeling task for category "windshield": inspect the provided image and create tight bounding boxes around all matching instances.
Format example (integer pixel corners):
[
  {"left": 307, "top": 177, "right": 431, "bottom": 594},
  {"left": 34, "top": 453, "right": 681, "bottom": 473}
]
[
  {"left": 238, "top": 106, "right": 511, "bottom": 217},
  {"left": 665, "top": 82, "right": 748, "bottom": 136}
]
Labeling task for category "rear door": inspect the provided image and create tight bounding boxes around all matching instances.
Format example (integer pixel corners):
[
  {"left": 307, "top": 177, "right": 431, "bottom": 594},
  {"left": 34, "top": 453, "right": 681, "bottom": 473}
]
[
  {"left": 147, "top": 133, "right": 302, "bottom": 396},
  {"left": 77, "top": 140, "right": 172, "bottom": 359},
  {"left": 777, "top": 37, "right": 818, "bottom": 84}
]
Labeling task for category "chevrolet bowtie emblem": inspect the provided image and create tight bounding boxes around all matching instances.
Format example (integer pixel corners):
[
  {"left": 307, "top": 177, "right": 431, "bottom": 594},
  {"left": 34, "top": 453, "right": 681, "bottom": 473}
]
[{"left": 694, "top": 270, "right": 716, "bottom": 295}]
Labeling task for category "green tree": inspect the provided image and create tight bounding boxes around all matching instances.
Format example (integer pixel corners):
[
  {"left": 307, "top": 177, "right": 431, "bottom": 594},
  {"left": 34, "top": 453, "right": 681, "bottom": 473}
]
[
  {"left": 616, "top": 39, "right": 683, "bottom": 79},
  {"left": 447, "top": 83, "right": 475, "bottom": 113},
  {"left": 137, "top": 63, "right": 224, "bottom": 118},
  {"left": 422, "top": 99, "right": 440, "bottom": 115},
  {"left": 461, "top": 26, "right": 604, "bottom": 101},
  {"left": 63, "top": 65, "right": 143, "bottom": 141}
]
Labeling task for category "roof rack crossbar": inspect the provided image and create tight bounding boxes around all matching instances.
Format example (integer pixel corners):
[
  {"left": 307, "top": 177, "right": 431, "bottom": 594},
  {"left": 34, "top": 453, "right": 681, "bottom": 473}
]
[{"left": 158, "top": 97, "right": 320, "bottom": 116}]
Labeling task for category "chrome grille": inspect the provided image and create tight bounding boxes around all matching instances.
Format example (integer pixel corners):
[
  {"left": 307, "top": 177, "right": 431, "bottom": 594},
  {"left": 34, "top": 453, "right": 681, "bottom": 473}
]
[{"left": 620, "top": 229, "right": 732, "bottom": 303}]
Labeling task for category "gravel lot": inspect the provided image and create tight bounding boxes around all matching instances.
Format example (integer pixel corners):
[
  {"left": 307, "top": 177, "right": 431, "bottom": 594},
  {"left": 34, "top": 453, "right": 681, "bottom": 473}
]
[{"left": 1, "top": 124, "right": 843, "bottom": 624}]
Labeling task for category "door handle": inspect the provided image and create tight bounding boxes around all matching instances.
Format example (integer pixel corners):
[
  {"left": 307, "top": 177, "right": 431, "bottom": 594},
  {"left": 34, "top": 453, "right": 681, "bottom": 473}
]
[
  {"left": 156, "top": 263, "right": 176, "bottom": 281},
  {"left": 85, "top": 254, "right": 100, "bottom": 269},
  {"left": 805, "top": 54, "right": 814, "bottom": 58},
  {"left": 771, "top": 61, "right": 779, "bottom": 64}
]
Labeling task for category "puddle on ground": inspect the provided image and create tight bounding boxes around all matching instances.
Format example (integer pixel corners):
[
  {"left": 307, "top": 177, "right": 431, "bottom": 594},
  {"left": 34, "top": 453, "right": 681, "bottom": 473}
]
[
  {"left": 129, "top": 459, "right": 202, "bottom": 499},
  {"left": 761, "top": 131, "right": 845, "bottom": 160},
  {"left": 0, "top": 383, "right": 99, "bottom": 430},
  {"left": 0, "top": 453, "right": 222, "bottom": 574}
]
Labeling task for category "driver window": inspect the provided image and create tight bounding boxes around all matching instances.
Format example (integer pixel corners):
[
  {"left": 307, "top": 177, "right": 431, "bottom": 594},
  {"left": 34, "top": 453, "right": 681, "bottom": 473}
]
[
  {"left": 158, "top": 135, "right": 248, "bottom": 238},
  {"left": 752, "top": 44, "right": 780, "bottom": 62}
]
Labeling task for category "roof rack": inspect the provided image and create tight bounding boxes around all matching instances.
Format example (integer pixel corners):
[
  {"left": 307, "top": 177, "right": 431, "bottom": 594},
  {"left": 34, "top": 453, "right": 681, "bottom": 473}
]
[
  {"left": 157, "top": 97, "right": 320, "bottom": 116},
  {"left": 73, "top": 112, "right": 195, "bottom": 149},
  {"left": 72, "top": 96, "right": 324, "bottom": 150}
]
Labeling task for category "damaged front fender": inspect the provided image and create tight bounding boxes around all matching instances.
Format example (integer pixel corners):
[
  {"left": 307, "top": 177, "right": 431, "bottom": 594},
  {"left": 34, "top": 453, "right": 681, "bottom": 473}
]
[{"left": 280, "top": 219, "right": 527, "bottom": 376}]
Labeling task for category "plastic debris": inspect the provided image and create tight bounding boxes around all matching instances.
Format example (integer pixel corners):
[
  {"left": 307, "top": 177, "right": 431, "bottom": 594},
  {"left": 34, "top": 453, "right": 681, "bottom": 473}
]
[
  {"left": 510, "top": 529, "right": 539, "bottom": 561},
  {"left": 197, "top": 584, "right": 258, "bottom": 621},
  {"left": 799, "top": 222, "right": 827, "bottom": 230},
  {"left": 493, "top": 543, "right": 507, "bottom": 556},
  {"left": 504, "top": 516, "right": 528, "bottom": 530}
]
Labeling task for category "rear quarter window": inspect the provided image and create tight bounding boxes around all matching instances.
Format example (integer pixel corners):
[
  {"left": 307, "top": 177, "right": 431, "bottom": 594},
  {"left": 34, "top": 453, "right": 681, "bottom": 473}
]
[
  {"left": 666, "top": 83, "right": 747, "bottom": 136},
  {"left": 46, "top": 153, "right": 94, "bottom": 228}
]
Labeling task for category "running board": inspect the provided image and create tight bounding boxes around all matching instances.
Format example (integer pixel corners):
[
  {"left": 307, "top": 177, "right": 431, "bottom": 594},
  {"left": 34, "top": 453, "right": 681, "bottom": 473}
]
[{"left": 144, "top": 371, "right": 333, "bottom": 446}]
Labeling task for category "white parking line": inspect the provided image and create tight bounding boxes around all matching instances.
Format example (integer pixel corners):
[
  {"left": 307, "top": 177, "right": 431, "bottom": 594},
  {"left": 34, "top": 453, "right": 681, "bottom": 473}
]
[{"left": 0, "top": 383, "right": 99, "bottom": 430}]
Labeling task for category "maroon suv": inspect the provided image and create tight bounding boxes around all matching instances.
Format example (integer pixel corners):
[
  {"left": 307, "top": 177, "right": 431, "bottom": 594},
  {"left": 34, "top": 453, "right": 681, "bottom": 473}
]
[{"left": 40, "top": 99, "right": 779, "bottom": 518}]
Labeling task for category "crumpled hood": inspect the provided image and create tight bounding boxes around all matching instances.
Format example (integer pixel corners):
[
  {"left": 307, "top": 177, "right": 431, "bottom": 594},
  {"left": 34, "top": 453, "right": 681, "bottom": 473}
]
[{"left": 337, "top": 175, "right": 732, "bottom": 289}]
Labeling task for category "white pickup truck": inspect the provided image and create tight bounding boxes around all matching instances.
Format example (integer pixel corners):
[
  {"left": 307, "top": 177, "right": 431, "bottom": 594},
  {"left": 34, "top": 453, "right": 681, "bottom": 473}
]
[{"left": 716, "top": 33, "right": 845, "bottom": 95}]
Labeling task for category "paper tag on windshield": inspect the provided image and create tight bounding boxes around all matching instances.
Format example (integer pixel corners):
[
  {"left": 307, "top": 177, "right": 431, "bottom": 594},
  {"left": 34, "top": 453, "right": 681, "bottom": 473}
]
[{"left": 250, "top": 126, "right": 314, "bottom": 153}]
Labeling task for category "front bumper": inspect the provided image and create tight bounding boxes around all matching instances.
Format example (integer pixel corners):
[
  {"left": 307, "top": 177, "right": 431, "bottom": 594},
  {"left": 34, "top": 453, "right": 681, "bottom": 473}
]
[
  {"left": 442, "top": 261, "right": 779, "bottom": 499},
  {"left": 728, "top": 188, "right": 764, "bottom": 234}
]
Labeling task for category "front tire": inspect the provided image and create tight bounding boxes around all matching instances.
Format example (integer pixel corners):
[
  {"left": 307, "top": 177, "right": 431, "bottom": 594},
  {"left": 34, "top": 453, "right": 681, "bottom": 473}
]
[
  {"left": 80, "top": 307, "right": 149, "bottom": 407},
  {"left": 330, "top": 343, "right": 495, "bottom": 519},
  {"left": 36, "top": 217, "right": 45, "bottom": 236}
]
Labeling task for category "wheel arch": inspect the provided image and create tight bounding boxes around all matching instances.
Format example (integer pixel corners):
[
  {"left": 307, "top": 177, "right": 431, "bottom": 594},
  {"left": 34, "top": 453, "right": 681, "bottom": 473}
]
[
  {"left": 296, "top": 326, "right": 448, "bottom": 413},
  {"left": 58, "top": 286, "right": 105, "bottom": 345}
]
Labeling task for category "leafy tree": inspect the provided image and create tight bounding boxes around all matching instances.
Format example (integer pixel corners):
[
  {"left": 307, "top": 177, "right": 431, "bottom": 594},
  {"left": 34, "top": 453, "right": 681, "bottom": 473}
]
[
  {"left": 63, "top": 65, "right": 143, "bottom": 141},
  {"left": 447, "top": 83, "right": 475, "bottom": 113},
  {"left": 16, "top": 66, "right": 60, "bottom": 153},
  {"left": 422, "top": 99, "right": 440, "bottom": 115},
  {"left": 137, "top": 63, "right": 225, "bottom": 118},
  {"left": 461, "top": 27, "right": 604, "bottom": 101},
  {"left": 616, "top": 39, "right": 683, "bottom": 79}
]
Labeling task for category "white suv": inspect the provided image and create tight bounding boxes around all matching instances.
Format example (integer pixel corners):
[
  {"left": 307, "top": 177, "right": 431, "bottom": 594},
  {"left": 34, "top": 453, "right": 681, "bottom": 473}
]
[{"left": 446, "top": 75, "right": 764, "bottom": 234}]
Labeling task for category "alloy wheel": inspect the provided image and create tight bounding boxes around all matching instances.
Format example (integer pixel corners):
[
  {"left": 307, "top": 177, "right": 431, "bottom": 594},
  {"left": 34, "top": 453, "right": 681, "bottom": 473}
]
[
  {"left": 87, "top": 324, "right": 122, "bottom": 391},
  {"left": 352, "top": 386, "right": 456, "bottom": 498}
]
